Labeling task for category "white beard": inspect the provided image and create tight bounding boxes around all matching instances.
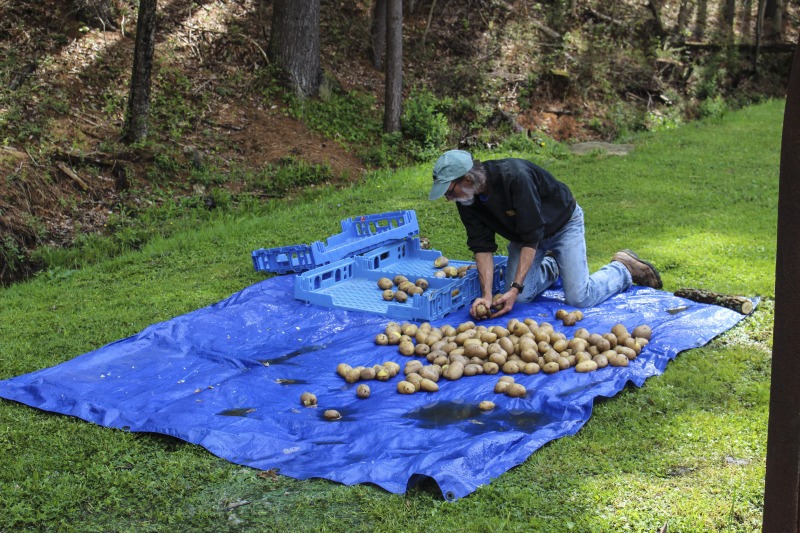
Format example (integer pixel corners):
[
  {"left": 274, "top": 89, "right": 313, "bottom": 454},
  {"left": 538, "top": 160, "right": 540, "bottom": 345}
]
[{"left": 454, "top": 182, "right": 477, "bottom": 206}]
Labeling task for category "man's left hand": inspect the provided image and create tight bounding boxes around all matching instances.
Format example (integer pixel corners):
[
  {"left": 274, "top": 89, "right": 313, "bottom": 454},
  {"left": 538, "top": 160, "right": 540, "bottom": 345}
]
[{"left": 489, "top": 290, "right": 518, "bottom": 318}]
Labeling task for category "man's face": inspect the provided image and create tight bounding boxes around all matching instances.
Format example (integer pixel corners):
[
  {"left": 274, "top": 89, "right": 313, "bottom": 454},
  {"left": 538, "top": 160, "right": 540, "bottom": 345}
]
[{"left": 445, "top": 177, "right": 476, "bottom": 205}]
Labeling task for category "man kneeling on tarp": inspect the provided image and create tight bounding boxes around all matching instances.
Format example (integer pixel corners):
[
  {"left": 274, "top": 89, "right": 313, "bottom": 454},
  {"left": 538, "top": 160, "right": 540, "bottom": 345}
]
[{"left": 428, "top": 149, "right": 662, "bottom": 319}]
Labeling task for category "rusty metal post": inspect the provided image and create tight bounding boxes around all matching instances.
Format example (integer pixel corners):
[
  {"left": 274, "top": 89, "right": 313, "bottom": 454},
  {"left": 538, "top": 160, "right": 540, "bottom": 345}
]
[{"left": 763, "top": 42, "right": 800, "bottom": 532}]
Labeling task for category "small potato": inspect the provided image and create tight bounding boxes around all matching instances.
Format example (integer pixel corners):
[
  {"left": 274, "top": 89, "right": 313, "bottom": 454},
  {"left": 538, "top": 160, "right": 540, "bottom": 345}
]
[
  {"left": 494, "top": 380, "right": 511, "bottom": 394},
  {"left": 359, "top": 367, "right": 376, "bottom": 380},
  {"left": 615, "top": 346, "right": 638, "bottom": 360},
  {"left": 377, "top": 277, "right": 394, "bottom": 290},
  {"left": 375, "top": 333, "right": 389, "bottom": 345},
  {"left": 562, "top": 313, "right": 577, "bottom": 327},
  {"left": 443, "top": 361, "right": 465, "bottom": 380},
  {"left": 463, "top": 363, "right": 482, "bottom": 377},
  {"left": 414, "top": 343, "right": 431, "bottom": 357},
  {"left": 608, "top": 353, "right": 629, "bottom": 367},
  {"left": 300, "top": 392, "right": 317, "bottom": 406},
  {"left": 478, "top": 400, "right": 496, "bottom": 411},
  {"left": 383, "top": 361, "right": 401, "bottom": 376},
  {"left": 397, "top": 380, "right": 416, "bottom": 394},
  {"left": 419, "top": 378, "right": 439, "bottom": 392},
  {"left": 375, "top": 368, "right": 390, "bottom": 381},
  {"left": 592, "top": 353, "right": 609, "bottom": 369},
  {"left": 502, "top": 360, "right": 521, "bottom": 374},
  {"left": 394, "top": 290, "right": 408, "bottom": 303},
  {"left": 632, "top": 324, "right": 652, "bottom": 340},
  {"left": 610, "top": 323, "right": 629, "bottom": 338},
  {"left": 345, "top": 368, "right": 362, "bottom": 383},
  {"left": 602, "top": 333, "right": 618, "bottom": 348},
  {"left": 404, "top": 360, "right": 423, "bottom": 375},
  {"left": 323, "top": 410, "right": 341, "bottom": 421},
  {"left": 419, "top": 366, "right": 440, "bottom": 382},
  {"left": 398, "top": 340, "right": 415, "bottom": 356},
  {"left": 555, "top": 309, "right": 569, "bottom": 320},
  {"left": 434, "top": 256, "right": 449, "bottom": 268},
  {"left": 522, "top": 362, "right": 541, "bottom": 375},
  {"left": 574, "top": 328, "right": 591, "bottom": 340},
  {"left": 474, "top": 303, "right": 491, "bottom": 319},
  {"left": 415, "top": 278, "right": 429, "bottom": 291},
  {"left": 393, "top": 275, "right": 408, "bottom": 286},
  {"left": 356, "top": 384, "right": 371, "bottom": 398},
  {"left": 336, "top": 363, "right": 352, "bottom": 378},
  {"left": 483, "top": 361, "right": 500, "bottom": 375},
  {"left": 505, "top": 383, "right": 527, "bottom": 398},
  {"left": 542, "top": 361, "right": 560, "bottom": 374},
  {"left": 575, "top": 360, "right": 598, "bottom": 373}
]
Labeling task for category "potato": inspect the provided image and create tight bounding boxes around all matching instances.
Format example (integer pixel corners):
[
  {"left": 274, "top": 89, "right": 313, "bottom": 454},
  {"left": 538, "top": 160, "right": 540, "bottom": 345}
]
[
  {"left": 383, "top": 361, "right": 400, "bottom": 376},
  {"left": 555, "top": 309, "right": 569, "bottom": 320},
  {"left": 483, "top": 361, "right": 500, "bottom": 375},
  {"left": 502, "top": 360, "right": 521, "bottom": 374},
  {"left": 575, "top": 360, "right": 598, "bottom": 373},
  {"left": 608, "top": 353, "right": 629, "bottom": 367},
  {"left": 404, "top": 359, "right": 423, "bottom": 375},
  {"left": 522, "top": 362, "right": 541, "bottom": 375},
  {"left": 419, "top": 378, "right": 439, "bottom": 392},
  {"left": 393, "top": 275, "right": 408, "bottom": 286},
  {"left": 323, "top": 409, "right": 342, "bottom": 420},
  {"left": 414, "top": 343, "right": 431, "bottom": 357},
  {"left": 505, "top": 383, "right": 527, "bottom": 398},
  {"left": 356, "top": 384, "right": 371, "bottom": 398},
  {"left": 610, "top": 323, "right": 629, "bottom": 338},
  {"left": 398, "top": 340, "right": 415, "bottom": 356},
  {"left": 494, "top": 380, "right": 511, "bottom": 393},
  {"left": 415, "top": 278, "right": 429, "bottom": 291},
  {"left": 592, "top": 353, "right": 609, "bottom": 369},
  {"left": 397, "top": 380, "right": 416, "bottom": 394},
  {"left": 359, "top": 367, "right": 376, "bottom": 380},
  {"left": 434, "top": 256, "right": 449, "bottom": 268},
  {"left": 336, "top": 363, "right": 352, "bottom": 378},
  {"left": 562, "top": 313, "right": 577, "bottom": 326},
  {"left": 615, "top": 346, "right": 638, "bottom": 360},
  {"left": 300, "top": 392, "right": 317, "bottom": 406},
  {"left": 478, "top": 400, "right": 496, "bottom": 411},
  {"left": 377, "top": 277, "right": 394, "bottom": 290},
  {"left": 419, "top": 366, "right": 440, "bottom": 382},
  {"left": 542, "top": 361, "right": 560, "bottom": 374},
  {"left": 632, "top": 324, "right": 652, "bottom": 340},
  {"left": 443, "top": 361, "right": 464, "bottom": 380}
]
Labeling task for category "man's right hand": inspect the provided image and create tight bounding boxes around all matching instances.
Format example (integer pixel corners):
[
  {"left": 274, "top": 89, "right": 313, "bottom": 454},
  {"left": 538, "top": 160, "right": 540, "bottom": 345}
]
[{"left": 470, "top": 297, "right": 494, "bottom": 320}]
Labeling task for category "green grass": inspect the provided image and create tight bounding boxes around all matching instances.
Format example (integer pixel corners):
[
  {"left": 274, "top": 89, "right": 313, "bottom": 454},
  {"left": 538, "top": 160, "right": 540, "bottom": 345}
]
[{"left": 0, "top": 99, "right": 782, "bottom": 531}]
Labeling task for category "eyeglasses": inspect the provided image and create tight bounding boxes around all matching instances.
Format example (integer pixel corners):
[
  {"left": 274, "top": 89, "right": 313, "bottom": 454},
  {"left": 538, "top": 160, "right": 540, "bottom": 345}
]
[{"left": 444, "top": 178, "right": 463, "bottom": 199}]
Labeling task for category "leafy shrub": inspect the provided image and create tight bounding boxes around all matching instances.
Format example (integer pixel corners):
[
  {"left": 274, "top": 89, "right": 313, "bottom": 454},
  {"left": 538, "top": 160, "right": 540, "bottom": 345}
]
[{"left": 401, "top": 88, "right": 451, "bottom": 161}]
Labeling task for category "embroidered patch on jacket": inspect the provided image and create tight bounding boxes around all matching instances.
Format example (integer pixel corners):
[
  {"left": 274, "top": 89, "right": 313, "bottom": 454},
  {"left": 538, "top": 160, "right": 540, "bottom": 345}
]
[{"left": 506, "top": 210, "right": 516, "bottom": 217}]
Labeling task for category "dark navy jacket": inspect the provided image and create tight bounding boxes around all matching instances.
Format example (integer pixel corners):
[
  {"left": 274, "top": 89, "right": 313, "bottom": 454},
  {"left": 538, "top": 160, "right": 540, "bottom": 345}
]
[{"left": 456, "top": 158, "right": 576, "bottom": 254}]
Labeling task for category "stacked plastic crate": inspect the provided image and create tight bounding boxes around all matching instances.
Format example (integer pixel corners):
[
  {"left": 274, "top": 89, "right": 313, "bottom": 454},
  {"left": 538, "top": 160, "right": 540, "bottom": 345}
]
[{"left": 251, "top": 210, "right": 506, "bottom": 321}]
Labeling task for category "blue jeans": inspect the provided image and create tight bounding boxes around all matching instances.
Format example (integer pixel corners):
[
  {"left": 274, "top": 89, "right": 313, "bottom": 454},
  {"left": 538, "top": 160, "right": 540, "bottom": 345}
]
[{"left": 505, "top": 205, "right": 632, "bottom": 308}]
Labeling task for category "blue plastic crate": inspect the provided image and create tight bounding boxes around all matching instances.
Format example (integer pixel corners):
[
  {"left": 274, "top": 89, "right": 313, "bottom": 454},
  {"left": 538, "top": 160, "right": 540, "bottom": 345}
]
[
  {"left": 252, "top": 210, "right": 419, "bottom": 274},
  {"left": 293, "top": 238, "right": 507, "bottom": 321}
]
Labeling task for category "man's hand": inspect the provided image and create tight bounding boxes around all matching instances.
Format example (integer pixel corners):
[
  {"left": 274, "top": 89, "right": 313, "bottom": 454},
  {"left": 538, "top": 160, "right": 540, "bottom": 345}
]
[
  {"left": 470, "top": 297, "right": 493, "bottom": 320},
  {"left": 489, "top": 289, "right": 519, "bottom": 318}
]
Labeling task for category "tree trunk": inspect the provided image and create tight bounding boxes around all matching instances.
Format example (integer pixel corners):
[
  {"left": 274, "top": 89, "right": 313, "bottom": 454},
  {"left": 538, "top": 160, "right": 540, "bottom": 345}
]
[
  {"left": 693, "top": 0, "right": 708, "bottom": 40},
  {"left": 673, "top": 0, "right": 694, "bottom": 42},
  {"left": 647, "top": 0, "right": 666, "bottom": 38},
  {"left": 268, "top": 0, "right": 321, "bottom": 98},
  {"left": 764, "top": 0, "right": 784, "bottom": 41},
  {"left": 122, "top": 0, "right": 157, "bottom": 144},
  {"left": 369, "top": 0, "right": 387, "bottom": 71},
  {"left": 741, "top": 0, "right": 753, "bottom": 37},
  {"left": 383, "top": 0, "right": 402, "bottom": 133},
  {"left": 720, "top": 0, "right": 737, "bottom": 42},
  {"left": 754, "top": 0, "right": 767, "bottom": 71}
]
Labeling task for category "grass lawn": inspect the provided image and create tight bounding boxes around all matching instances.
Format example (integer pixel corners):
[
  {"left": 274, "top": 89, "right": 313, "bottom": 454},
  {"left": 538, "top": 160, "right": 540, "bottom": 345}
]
[{"left": 0, "top": 99, "right": 781, "bottom": 532}]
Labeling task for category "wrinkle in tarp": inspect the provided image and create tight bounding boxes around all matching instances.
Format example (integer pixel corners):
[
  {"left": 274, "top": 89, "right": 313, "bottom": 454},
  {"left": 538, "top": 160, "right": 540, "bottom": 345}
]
[{"left": 0, "top": 275, "right": 751, "bottom": 500}]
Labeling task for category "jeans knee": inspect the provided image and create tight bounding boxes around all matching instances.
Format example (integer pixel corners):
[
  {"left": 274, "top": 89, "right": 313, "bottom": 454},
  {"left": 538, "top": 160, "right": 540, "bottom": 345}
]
[{"left": 563, "top": 292, "right": 595, "bottom": 309}]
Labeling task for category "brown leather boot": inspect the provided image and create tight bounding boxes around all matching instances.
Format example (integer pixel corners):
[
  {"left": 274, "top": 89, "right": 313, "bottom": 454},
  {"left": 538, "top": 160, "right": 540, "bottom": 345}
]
[{"left": 612, "top": 249, "right": 663, "bottom": 289}]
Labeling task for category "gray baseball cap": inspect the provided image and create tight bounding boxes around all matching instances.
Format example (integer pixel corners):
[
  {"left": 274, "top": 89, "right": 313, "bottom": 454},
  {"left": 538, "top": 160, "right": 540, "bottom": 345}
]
[{"left": 429, "top": 150, "right": 473, "bottom": 200}]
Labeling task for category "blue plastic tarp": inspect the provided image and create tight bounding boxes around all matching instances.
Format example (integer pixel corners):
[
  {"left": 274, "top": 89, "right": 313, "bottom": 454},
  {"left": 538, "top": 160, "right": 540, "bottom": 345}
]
[{"left": 0, "top": 275, "right": 752, "bottom": 500}]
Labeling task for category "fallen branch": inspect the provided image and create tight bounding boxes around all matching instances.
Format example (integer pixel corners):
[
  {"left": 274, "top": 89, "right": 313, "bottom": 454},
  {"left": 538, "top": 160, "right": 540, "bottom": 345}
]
[
  {"left": 56, "top": 162, "right": 89, "bottom": 191},
  {"left": 674, "top": 288, "right": 754, "bottom": 315}
]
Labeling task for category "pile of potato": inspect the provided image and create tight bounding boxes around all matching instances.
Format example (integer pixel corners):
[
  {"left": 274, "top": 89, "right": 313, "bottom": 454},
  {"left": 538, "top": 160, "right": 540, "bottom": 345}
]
[
  {"left": 375, "top": 257, "right": 477, "bottom": 304},
  {"left": 372, "top": 316, "right": 652, "bottom": 390}
]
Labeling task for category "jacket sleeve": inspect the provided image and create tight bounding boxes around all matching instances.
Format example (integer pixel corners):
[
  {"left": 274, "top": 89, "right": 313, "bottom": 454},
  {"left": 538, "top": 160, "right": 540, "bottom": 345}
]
[{"left": 456, "top": 203, "right": 498, "bottom": 254}]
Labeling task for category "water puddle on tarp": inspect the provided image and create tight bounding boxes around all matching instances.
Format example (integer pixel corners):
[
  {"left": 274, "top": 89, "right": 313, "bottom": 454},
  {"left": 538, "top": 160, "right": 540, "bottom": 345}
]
[{"left": 403, "top": 400, "right": 554, "bottom": 435}]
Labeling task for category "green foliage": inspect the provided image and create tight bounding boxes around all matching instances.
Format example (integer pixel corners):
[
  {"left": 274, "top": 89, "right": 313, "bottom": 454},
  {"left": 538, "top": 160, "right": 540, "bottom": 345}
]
[
  {"left": 150, "top": 64, "right": 207, "bottom": 140},
  {"left": 288, "top": 89, "right": 383, "bottom": 147},
  {"left": 401, "top": 88, "right": 451, "bottom": 161}
]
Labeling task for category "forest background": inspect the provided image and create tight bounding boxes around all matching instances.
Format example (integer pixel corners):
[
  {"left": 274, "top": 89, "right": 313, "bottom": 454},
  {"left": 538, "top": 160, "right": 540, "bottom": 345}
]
[{"left": 0, "top": 0, "right": 797, "bottom": 285}]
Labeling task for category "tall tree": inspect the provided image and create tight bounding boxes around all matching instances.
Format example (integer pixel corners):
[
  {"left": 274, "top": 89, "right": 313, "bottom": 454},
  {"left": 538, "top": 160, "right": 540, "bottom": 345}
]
[
  {"left": 693, "top": 0, "right": 709, "bottom": 40},
  {"left": 369, "top": 0, "right": 387, "bottom": 71},
  {"left": 720, "top": 0, "right": 737, "bottom": 42},
  {"left": 122, "top": 0, "right": 157, "bottom": 144},
  {"left": 763, "top": 0, "right": 784, "bottom": 40},
  {"left": 383, "top": 0, "right": 402, "bottom": 133},
  {"left": 268, "top": 0, "right": 321, "bottom": 98}
]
